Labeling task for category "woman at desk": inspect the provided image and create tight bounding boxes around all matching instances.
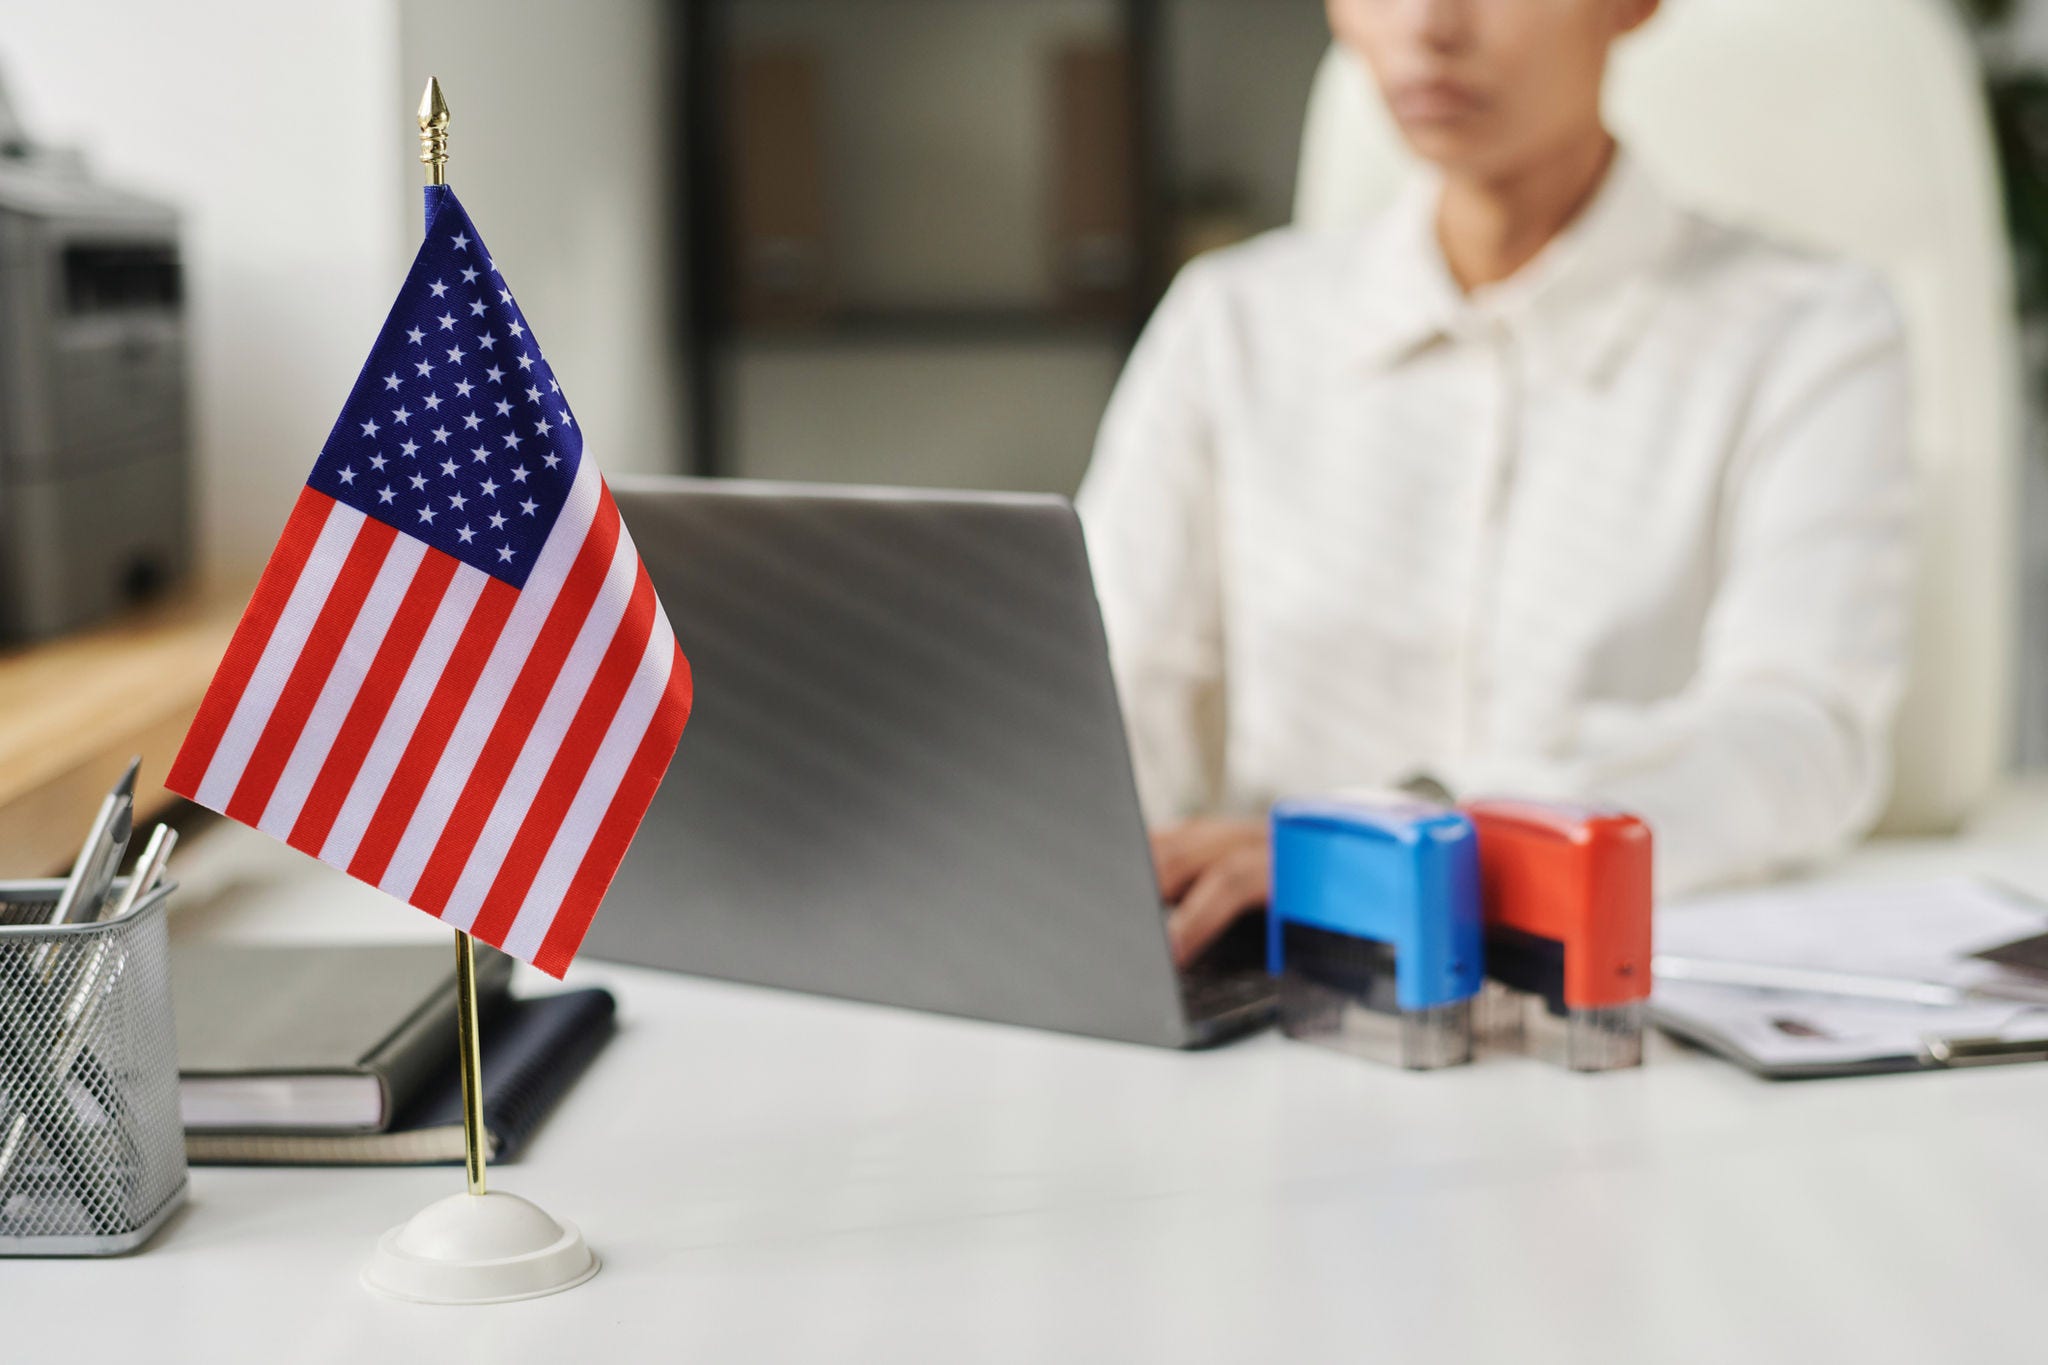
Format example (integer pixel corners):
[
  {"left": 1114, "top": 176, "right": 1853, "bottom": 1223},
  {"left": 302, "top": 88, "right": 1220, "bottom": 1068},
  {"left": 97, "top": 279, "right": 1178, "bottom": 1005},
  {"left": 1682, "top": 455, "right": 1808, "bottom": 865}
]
[{"left": 1078, "top": 0, "right": 1914, "bottom": 965}]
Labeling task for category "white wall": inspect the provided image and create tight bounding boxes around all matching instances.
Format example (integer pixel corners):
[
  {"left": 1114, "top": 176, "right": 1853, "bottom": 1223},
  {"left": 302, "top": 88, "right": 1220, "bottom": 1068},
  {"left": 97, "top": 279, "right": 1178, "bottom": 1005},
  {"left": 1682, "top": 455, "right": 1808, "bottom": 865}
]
[
  {"left": 0, "top": 0, "right": 1314, "bottom": 543},
  {"left": 735, "top": 341, "right": 1119, "bottom": 494},
  {"left": 396, "top": 0, "right": 685, "bottom": 481},
  {"left": 0, "top": 0, "right": 685, "bottom": 581},
  {"left": 0, "top": 0, "right": 406, "bottom": 578}
]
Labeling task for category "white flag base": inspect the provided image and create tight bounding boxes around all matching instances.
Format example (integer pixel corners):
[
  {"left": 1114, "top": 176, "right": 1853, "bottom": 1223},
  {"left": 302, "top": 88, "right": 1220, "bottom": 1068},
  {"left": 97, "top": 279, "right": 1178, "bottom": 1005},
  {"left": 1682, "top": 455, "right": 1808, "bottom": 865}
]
[{"left": 361, "top": 1190, "right": 599, "bottom": 1304}]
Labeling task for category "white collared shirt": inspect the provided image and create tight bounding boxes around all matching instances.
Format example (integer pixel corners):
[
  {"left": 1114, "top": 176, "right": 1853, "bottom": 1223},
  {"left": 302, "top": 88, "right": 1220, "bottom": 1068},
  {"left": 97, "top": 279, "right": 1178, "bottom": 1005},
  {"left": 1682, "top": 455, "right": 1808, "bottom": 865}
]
[{"left": 1078, "top": 151, "right": 1913, "bottom": 896}]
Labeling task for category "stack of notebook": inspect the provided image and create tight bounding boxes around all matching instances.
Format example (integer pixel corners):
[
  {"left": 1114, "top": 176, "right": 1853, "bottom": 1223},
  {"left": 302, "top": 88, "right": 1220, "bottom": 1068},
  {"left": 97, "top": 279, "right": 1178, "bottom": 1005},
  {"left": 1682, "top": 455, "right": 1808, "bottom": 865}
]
[{"left": 170, "top": 942, "right": 614, "bottom": 1165}]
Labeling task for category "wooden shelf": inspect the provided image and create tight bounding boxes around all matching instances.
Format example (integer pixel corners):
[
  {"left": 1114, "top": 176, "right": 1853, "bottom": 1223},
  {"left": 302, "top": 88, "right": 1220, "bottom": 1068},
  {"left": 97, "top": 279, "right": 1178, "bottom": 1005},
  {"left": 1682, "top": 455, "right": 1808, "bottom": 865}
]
[{"left": 0, "top": 590, "right": 245, "bottom": 876}]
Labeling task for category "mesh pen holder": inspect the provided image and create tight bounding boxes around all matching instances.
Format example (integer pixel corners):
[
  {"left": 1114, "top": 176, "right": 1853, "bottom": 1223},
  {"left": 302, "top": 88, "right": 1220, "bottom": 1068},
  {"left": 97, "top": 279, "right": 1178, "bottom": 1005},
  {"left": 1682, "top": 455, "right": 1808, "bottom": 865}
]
[{"left": 0, "top": 878, "right": 186, "bottom": 1255}]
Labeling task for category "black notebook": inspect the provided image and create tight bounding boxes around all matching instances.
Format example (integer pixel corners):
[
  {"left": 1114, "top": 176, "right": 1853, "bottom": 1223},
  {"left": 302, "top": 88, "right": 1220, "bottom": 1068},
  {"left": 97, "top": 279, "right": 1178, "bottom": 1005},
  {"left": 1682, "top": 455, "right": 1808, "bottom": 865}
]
[
  {"left": 185, "top": 989, "right": 616, "bottom": 1165},
  {"left": 174, "top": 942, "right": 515, "bottom": 1132}
]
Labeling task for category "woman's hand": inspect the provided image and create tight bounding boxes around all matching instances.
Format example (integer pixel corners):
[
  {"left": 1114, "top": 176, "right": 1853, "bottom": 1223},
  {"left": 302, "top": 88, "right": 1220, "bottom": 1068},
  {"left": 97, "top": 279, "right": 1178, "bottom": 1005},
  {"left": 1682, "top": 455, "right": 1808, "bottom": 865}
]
[{"left": 1150, "top": 817, "right": 1271, "bottom": 966}]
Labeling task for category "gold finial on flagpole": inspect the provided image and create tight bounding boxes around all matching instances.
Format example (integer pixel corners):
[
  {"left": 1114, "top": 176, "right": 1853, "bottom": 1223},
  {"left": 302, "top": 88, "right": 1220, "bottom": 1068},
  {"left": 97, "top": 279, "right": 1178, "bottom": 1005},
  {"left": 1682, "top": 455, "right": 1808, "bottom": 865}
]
[
  {"left": 418, "top": 76, "right": 450, "bottom": 186},
  {"left": 416, "top": 74, "right": 487, "bottom": 1200}
]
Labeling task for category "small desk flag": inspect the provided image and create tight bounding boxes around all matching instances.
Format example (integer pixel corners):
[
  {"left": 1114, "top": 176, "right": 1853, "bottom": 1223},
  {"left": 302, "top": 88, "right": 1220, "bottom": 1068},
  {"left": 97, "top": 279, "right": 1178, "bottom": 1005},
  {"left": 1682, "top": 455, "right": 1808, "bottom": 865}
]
[{"left": 169, "top": 186, "right": 693, "bottom": 976}]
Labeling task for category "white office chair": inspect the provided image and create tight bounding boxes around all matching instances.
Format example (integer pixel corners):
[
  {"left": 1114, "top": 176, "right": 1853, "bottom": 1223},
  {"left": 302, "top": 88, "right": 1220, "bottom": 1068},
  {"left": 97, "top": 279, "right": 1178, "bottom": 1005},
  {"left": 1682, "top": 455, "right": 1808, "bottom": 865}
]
[{"left": 1293, "top": 0, "right": 2019, "bottom": 835}]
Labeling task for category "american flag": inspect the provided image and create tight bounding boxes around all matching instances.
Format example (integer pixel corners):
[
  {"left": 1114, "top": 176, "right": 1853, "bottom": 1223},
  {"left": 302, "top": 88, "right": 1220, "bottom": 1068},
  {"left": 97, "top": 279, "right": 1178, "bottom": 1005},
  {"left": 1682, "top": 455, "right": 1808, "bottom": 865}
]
[{"left": 169, "top": 185, "right": 692, "bottom": 976}]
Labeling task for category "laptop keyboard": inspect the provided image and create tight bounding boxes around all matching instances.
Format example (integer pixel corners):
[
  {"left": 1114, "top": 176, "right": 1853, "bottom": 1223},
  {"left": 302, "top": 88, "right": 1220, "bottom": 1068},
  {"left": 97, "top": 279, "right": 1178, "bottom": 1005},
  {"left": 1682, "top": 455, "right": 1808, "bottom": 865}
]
[
  {"left": 1170, "top": 908, "right": 1275, "bottom": 1021},
  {"left": 1180, "top": 966, "right": 1276, "bottom": 1020}
]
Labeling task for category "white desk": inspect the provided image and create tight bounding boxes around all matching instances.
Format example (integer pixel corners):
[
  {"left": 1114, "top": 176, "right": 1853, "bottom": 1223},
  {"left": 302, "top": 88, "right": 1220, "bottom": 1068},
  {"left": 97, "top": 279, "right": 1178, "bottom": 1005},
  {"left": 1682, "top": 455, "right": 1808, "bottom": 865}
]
[{"left": 16, "top": 783, "right": 2048, "bottom": 1364}]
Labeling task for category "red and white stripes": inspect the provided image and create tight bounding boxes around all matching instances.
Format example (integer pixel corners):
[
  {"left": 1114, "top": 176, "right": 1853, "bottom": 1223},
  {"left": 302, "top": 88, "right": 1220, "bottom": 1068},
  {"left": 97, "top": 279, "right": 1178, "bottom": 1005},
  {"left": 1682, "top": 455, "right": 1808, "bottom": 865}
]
[{"left": 169, "top": 465, "right": 692, "bottom": 976}]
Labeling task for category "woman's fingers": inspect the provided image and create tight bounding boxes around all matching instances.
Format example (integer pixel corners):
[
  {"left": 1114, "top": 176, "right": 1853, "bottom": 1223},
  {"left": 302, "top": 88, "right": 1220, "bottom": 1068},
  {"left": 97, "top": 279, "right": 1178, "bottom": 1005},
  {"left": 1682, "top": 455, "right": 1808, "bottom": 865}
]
[
  {"left": 1150, "top": 823, "right": 1211, "bottom": 902},
  {"left": 1150, "top": 817, "right": 1264, "bottom": 903},
  {"left": 1167, "top": 842, "right": 1272, "bottom": 966}
]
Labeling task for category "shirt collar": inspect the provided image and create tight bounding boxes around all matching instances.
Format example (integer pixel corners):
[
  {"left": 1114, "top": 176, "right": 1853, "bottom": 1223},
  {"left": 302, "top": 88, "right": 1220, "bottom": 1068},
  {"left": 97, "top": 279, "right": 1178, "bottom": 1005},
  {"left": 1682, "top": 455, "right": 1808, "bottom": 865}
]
[{"left": 1344, "top": 147, "right": 1687, "bottom": 386}]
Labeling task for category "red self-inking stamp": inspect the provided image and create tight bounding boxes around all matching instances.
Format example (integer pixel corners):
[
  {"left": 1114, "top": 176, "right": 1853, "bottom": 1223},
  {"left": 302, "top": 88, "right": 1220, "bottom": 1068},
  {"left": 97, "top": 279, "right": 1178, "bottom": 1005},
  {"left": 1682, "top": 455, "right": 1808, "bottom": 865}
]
[{"left": 1463, "top": 800, "right": 1652, "bottom": 1071}]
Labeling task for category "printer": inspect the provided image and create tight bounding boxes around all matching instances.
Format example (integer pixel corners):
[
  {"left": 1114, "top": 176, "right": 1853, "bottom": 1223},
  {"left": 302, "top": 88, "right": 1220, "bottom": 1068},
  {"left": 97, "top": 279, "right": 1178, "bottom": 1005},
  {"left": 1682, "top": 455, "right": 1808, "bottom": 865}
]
[{"left": 0, "top": 74, "right": 191, "bottom": 642}]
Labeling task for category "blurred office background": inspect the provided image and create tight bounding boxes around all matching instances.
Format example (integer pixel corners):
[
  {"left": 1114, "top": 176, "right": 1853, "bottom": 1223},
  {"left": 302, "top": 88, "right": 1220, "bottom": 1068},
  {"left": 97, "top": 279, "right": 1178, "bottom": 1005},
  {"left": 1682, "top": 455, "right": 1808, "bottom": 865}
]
[{"left": 9, "top": 0, "right": 2048, "bottom": 755}]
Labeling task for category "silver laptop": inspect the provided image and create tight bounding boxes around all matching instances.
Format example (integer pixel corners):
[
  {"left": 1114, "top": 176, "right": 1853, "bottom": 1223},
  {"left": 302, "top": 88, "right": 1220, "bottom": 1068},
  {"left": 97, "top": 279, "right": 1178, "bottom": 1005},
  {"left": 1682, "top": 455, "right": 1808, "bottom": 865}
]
[{"left": 590, "top": 477, "right": 1275, "bottom": 1048}]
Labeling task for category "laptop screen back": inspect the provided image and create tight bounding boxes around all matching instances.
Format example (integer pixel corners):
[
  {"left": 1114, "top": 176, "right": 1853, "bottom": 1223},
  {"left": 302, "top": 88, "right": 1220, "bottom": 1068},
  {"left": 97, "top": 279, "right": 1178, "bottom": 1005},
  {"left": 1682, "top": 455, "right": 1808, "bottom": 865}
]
[{"left": 589, "top": 478, "right": 1189, "bottom": 1047}]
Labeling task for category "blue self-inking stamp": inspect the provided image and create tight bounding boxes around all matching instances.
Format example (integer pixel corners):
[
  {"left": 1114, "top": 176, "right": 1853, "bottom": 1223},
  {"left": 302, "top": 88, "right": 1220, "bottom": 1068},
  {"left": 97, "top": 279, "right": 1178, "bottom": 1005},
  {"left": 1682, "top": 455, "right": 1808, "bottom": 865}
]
[{"left": 1268, "top": 796, "right": 1484, "bottom": 1069}]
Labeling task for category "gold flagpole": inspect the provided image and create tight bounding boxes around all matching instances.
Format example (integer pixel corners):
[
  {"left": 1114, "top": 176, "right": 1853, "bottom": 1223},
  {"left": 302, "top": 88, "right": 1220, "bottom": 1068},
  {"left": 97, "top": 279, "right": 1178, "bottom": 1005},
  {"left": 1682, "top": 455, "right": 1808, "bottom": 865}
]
[
  {"left": 364, "top": 77, "right": 593, "bottom": 1305},
  {"left": 416, "top": 75, "right": 486, "bottom": 1199},
  {"left": 452, "top": 928, "right": 487, "bottom": 1196}
]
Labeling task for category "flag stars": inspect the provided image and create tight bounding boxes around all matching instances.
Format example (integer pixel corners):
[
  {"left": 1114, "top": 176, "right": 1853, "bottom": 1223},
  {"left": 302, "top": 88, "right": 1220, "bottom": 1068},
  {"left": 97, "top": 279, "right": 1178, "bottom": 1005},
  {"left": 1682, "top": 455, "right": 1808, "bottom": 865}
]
[{"left": 325, "top": 222, "right": 585, "bottom": 567}]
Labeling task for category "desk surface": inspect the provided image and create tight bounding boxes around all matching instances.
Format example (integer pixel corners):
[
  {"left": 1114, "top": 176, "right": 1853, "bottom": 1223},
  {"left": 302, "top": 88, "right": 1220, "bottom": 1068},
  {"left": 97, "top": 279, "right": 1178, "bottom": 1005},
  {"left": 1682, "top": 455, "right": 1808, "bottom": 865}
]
[
  {"left": 0, "top": 591, "right": 242, "bottom": 875},
  {"left": 16, "top": 782, "right": 2048, "bottom": 1365}
]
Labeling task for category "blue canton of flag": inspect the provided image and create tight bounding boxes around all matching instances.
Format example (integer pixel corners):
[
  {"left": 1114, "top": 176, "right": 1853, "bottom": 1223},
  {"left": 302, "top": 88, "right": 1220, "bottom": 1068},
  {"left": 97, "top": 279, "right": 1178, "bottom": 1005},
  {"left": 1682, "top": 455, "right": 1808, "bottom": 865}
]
[{"left": 307, "top": 189, "right": 579, "bottom": 590}]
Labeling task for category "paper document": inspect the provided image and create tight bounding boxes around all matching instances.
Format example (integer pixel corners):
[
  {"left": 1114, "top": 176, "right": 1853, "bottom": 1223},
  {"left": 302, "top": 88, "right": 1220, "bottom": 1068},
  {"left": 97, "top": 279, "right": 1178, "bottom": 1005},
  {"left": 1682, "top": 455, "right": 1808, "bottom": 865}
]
[
  {"left": 1656, "top": 875, "right": 2048, "bottom": 993},
  {"left": 1651, "top": 877, "right": 2048, "bottom": 1076}
]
